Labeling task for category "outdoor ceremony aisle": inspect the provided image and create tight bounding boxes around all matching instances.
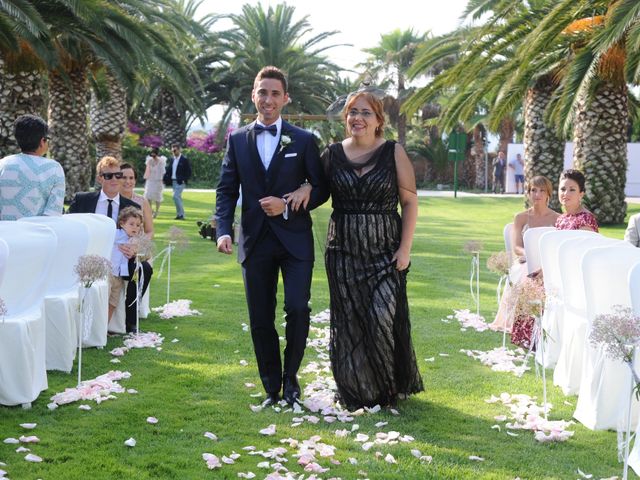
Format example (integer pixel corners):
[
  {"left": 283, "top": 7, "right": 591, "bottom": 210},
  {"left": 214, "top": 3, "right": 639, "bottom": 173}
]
[{"left": 0, "top": 191, "right": 634, "bottom": 479}]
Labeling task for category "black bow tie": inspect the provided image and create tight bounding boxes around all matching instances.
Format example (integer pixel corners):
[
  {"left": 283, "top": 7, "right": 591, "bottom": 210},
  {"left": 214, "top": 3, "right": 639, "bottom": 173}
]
[{"left": 254, "top": 124, "right": 277, "bottom": 136}]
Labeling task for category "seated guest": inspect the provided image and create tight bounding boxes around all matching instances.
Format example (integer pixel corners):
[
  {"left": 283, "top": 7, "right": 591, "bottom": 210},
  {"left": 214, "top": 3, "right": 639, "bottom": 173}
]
[
  {"left": 490, "top": 175, "right": 559, "bottom": 332},
  {"left": 108, "top": 206, "right": 153, "bottom": 333},
  {"left": 510, "top": 169, "right": 599, "bottom": 349},
  {"left": 120, "top": 163, "right": 154, "bottom": 238},
  {"left": 625, "top": 212, "right": 640, "bottom": 247},
  {"left": 68, "top": 156, "right": 140, "bottom": 222},
  {"left": 0, "top": 114, "right": 65, "bottom": 220},
  {"left": 555, "top": 169, "right": 598, "bottom": 232}
]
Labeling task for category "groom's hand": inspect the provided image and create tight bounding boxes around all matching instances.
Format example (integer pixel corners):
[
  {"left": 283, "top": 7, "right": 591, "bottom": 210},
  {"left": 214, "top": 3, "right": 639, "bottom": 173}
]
[
  {"left": 217, "top": 236, "right": 233, "bottom": 255},
  {"left": 259, "top": 196, "right": 286, "bottom": 216}
]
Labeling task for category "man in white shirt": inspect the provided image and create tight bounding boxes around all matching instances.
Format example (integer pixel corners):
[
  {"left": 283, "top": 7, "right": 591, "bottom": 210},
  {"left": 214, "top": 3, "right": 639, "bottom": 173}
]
[
  {"left": 163, "top": 144, "right": 191, "bottom": 220},
  {"left": 215, "top": 66, "right": 328, "bottom": 407},
  {"left": 68, "top": 156, "right": 140, "bottom": 223}
]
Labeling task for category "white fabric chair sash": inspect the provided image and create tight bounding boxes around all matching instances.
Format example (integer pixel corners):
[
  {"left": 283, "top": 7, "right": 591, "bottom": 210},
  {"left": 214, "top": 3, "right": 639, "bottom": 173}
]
[
  {"left": 19, "top": 216, "right": 91, "bottom": 372},
  {"left": 553, "top": 235, "right": 620, "bottom": 395},
  {"left": 537, "top": 230, "right": 599, "bottom": 369},
  {"left": 573, "top": 244, "right": 640, "bottom": 430},
  {"left": 0, "top": 221, "right": 57, "bottom": 406}
]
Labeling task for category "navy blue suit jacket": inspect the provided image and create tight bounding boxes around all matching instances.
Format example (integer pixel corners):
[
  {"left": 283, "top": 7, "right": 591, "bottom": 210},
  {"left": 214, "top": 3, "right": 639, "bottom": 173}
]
[{"left": 215, "top": 120, "right": 329, "bottom": 264}]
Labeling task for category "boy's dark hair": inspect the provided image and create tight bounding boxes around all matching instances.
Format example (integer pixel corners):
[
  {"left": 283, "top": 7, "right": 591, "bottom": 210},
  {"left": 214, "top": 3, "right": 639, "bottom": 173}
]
[
  {"left": 14, "top": 114, "right": 48, "bottom": 152},
  {"left": 254, "top": 66, "right": 288, "bottom": 93}
]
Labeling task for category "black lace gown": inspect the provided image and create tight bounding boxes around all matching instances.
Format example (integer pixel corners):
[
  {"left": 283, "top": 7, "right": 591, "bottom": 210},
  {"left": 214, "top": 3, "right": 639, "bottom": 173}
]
[{"left": 323, "top": 140, "right": 423, "bottom": 410}]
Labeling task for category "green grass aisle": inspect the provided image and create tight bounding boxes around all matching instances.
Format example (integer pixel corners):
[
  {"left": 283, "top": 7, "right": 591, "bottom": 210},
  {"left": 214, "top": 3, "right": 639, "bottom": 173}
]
[{"left": 1, "top": 191, "right": 638, "bottom": 479}]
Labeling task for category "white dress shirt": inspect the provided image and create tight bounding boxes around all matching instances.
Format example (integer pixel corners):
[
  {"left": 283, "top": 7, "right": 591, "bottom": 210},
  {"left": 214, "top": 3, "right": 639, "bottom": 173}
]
[
  {"left": 171, "top": 156, "right": 179, "bottom": 179},
  {"left": 255, "top": 117, "right": 282, "bottom": 170},
  {"left": 96, "top": 191, "right": 121, "bottom": 223}
]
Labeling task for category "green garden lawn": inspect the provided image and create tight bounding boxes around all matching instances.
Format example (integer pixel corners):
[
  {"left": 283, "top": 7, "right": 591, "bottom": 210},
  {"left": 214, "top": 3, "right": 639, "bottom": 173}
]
[{"left": 1, "top": 191, "right": 637, "bottom": 479}]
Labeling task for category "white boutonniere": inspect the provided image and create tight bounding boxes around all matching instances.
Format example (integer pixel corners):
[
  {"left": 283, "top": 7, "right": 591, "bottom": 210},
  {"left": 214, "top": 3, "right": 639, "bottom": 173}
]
[{"left": 279, "top": 134, "right": 294, "bottom": 154}]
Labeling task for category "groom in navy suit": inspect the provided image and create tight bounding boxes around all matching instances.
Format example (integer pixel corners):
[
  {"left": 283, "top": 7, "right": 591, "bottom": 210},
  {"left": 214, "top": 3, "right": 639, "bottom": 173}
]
[{"left": 215, "top": 66, "right": 328, "bottom": 406}]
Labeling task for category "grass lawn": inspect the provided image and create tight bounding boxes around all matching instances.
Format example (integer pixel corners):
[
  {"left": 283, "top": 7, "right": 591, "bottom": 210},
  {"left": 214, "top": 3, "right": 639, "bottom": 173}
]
[{"left": 1, "top": 191, "right": 638, "bottom": 479}]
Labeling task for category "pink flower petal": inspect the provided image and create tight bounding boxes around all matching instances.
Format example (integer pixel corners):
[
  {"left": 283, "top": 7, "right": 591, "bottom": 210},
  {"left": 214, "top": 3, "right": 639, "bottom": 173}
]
[{"left": 146, "top": 417, "right": 158, "bottom": 424}]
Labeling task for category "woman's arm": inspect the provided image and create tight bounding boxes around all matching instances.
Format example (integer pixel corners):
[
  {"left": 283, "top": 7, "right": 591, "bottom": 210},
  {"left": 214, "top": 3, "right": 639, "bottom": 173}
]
[
  {"left": 512, "top": 213, "right": 526, "bottom": 261},
  {"left": 393, "top": 143, "right": 417, "bottom": 271}
]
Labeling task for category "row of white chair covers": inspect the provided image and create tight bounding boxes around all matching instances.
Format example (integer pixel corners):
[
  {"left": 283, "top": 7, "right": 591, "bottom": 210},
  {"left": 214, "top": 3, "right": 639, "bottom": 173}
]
[
  {"left": 626, "top": 266, "right": 640, "bottom": 475},
  {"left": 0, "top": 222, "right": 57, "bottom": 407},
  {"left": 520, "top": 227, "right": 640, "bottom": 432}
]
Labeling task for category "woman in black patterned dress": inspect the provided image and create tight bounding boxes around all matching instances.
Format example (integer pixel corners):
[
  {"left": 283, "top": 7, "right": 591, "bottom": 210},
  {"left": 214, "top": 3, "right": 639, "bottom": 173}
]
[{"left": 320, "top": 92, "right": 423, "bottom": 410}]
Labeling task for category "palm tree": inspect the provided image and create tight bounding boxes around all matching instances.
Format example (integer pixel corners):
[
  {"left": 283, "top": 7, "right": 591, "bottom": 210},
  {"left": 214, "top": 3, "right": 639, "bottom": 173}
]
[
  {"left": 0, "top": 1, "right": 59, "bottom": 155},
  {"left": 209, "top": 3, "right": 343, "bottom": 127},
  {"left": 405, "top": 1, "right": 567, "bottom": 204},
  {"left": 361, "top": 28, "right": 428, "bottom": 146}
]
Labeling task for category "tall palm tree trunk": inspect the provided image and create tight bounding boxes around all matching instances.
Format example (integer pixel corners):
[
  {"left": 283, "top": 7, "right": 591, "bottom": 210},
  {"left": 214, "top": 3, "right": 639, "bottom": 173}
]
[
  {"left": 573, "top": 81, "right": 628, "bottom": 224},
  {"left": 498, "top": 117, "right": 515, "bottom": 155},
  {"left": 161, "top": 89, "right": 186, "bottom": 147},
  {"left": 0, "top": 58, "right": 45, "bottom": 157},
  {"left": 471, "top": 123, "right": 487, "bottom": 190},
  {"left": 90, "top": 70, "right": 127, "bottom": 161},
  {"left": 523, "top": 77, "right": 565, "bottom": 211},
  {"left": 48, "top": 67, "right": 90, "bottom": 199}
]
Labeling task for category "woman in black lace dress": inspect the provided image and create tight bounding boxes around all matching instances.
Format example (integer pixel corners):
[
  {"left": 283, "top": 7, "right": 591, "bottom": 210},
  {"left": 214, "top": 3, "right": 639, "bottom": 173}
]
[{"left": 319, "top": 91, "right": 423, "bottom": 410}]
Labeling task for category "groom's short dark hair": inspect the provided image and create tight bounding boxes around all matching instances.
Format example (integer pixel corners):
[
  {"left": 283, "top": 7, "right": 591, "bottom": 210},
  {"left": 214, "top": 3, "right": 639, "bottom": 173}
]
[{"left": 254, "top": 66, "right": 288, "bottom": 93}]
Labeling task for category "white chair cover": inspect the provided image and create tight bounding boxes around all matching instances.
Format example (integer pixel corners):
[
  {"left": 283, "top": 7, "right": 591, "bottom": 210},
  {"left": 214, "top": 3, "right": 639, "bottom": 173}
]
[
  {"left": 573, "top": 244, "right": 640, "bottom": 430},
  {"left": 536, "top": 230, "right": 599, "bottom": 369},
  {"left": 0, "top": 221, "right": 57, "bottom": 406},
  {"left": 523, "top": 226, "right": 556, "bottom": 275},
  {"left": 19, "top": 216, "right": 90, "bottom": 372},
  {"left": 0, "top": 238, "right": 7, "bottom": 288},
  {"left": 625, "top": 263, "right": 640, "bottom": 476},
  {"left": 65, "top": 213, "right": 115, "bottom": 348},
  {"left": 553, "top": 235, "right": 622, "bottom": 395},
  {"left": 503, "top": 223, "right": 514, "bottom": 265}
]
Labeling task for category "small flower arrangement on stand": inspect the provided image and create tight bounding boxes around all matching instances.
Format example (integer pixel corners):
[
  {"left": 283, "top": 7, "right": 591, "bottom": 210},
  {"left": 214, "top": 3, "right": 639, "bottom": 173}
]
[
  {"left": 74, "top": 254, "right": 111, "bottom": 386},
  {"left": 464, "top": 240, "right": 483, "bottom": 317},
  {"left": 589, "top": 306, "right": 640, "bottom": 480},
  {"left": 487, "top": 251, "right": 512, "bottom": 347}
]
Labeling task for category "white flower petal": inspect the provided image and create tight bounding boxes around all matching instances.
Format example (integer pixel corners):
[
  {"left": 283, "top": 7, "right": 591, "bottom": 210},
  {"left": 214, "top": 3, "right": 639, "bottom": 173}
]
[
  {"left": 19, "top": 423, "right": 37, "bottom": 430},
  {"left": 24, "top": 453, "right": 42, "bottom": 463},
  {"left": 124, "top": 437, "right": 136, "bottom": 447},
  {"left": 204, "top": 432, "right": 218, "bottom": 441}
]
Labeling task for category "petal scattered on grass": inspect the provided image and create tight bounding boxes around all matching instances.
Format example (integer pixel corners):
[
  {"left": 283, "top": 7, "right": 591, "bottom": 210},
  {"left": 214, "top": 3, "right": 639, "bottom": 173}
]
[
  {"left": 384, "top": 453, "right": 397, "bottom": 464},
  {"left": 3, "top": 438, "right": 18, "bottom": 445},
  {"left": 259, "top": 424, "right": 276, "bottom": 436},
  {"left": 78, "top": 404, "right": 92, "bottom": 411},
  {"left": 19, "top": 423, "right": 37, "bottom": 430},
  {"left": 202, "top": 453, "right": 221, "bottom": 469},
  {"left": 239, "top": 360, "right": 248, "bottom": 366},
  {"left": 146, "top": 417, "right": 158, "bottom": 424},
  {"left": 24, "top": 453, "right": 42, "bottom": 463},
  {"left": 16, "top": 447, "right": 30, "bottom": 453},
  {"left": 124, "top": 438, "right": 136, "bottom": 447},
  {"left": 204, "top": 432, "right": 218, "bottom": 441},
  {"left": 469, "top": 455, "right": 484, "bottom": 461},
  {"left": 19, "top": 436, "right": 39, "bottom": 443}
]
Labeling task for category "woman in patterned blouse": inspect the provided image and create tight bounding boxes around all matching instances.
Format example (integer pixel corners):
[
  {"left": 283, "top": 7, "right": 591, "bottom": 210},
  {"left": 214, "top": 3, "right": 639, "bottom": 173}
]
[{"left": 555, "top": 169, "right": 599, "bottom": 232}]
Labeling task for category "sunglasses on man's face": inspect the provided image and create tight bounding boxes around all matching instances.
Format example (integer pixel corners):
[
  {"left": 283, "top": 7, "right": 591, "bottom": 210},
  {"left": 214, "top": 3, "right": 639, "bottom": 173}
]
[{"left": 100, "top": 172, "right": 124, "bottom": 180}]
